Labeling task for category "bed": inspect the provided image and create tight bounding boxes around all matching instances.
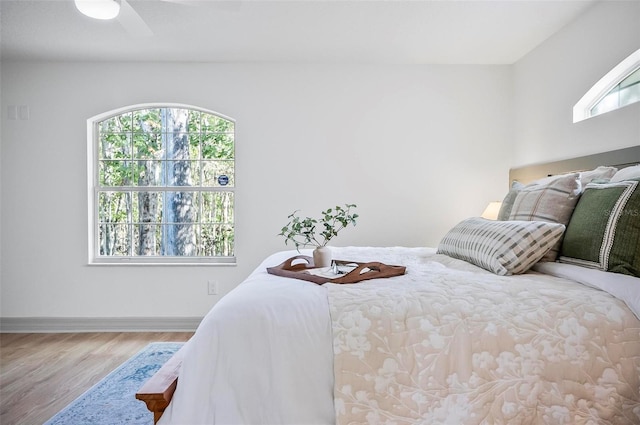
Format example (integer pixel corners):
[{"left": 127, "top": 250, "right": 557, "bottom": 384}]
[{"left": 138, "top": 147, "right": 640, "bottom": 425}]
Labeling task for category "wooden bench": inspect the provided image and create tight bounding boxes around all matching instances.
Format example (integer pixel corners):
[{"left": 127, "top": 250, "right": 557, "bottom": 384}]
[{"left": 136, "top": 344, "right": 187, "bottom": 424}]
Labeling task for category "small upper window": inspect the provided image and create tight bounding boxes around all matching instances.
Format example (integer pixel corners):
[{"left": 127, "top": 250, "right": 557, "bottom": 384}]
[
  {"left": 573, "top": 48, "right": 640, "bottom": 123},
  {"left": 590, "top": 68, "right": 640, "bottom": 117},
  {"left": 88, "top": 104, "right": 235, "bottom": 265}
]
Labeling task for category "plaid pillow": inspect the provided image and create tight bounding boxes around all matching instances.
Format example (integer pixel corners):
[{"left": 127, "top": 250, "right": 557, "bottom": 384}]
[
  {"left": 437, "top": 217, "right": 566, "bottom": 276},
  {"left": 508, "top": 173, "right": 581, "bottom": 261}
]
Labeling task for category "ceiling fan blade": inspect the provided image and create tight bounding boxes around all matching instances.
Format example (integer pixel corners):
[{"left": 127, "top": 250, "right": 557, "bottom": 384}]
[
  {"left": 161, "top": 0, "right": 242, "bottom": 12},
  {"left": 159, "top": 0, "right": 198, "bottom": 4},
  {"left": 117, "top": 0, "right": 153, "bottom": 37}
]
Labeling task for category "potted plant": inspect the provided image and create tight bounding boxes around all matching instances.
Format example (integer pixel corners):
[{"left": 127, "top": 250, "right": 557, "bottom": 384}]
[{"left": 279, "top": 204, "right": 358, "bottom": 267}]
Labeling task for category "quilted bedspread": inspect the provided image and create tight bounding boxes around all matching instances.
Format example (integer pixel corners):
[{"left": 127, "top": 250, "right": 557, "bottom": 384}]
[{"left": 326, "top": 247, "right": 640, "bottom": 425}]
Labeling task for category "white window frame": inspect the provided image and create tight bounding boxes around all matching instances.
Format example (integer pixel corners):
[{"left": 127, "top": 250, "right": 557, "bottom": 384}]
[
  {"left": 573, "top": 48, "right": 640, "bottom": 123},
  {"left": 87, "top": 103, "right": 236, "bottom": 266}
]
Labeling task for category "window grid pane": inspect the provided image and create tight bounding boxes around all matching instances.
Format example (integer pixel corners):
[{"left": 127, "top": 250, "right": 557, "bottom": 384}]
[
  {"left": 95, "top": 106, "right": 235, "bottom": 261},
  {"left": 590, "top": 67, "right": 640, "bottom": 117}
]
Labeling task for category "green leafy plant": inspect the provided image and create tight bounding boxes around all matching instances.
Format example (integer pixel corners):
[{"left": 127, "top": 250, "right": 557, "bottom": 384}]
[{"left": 279, "top": 204, "right": 358, "bottom": 251}]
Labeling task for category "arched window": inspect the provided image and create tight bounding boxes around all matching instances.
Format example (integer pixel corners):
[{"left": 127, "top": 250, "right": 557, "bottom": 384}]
[
  {"left": 88, "top": 104, "right": 235, "bottom": 264},
  {"left": 573, "top": 48, "right": 640, "bottom": 123}
]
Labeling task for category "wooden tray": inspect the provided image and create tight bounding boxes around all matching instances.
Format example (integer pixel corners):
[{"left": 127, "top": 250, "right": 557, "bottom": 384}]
[{"left": 266, "top": 255, "right": 406, "bottom": 285}]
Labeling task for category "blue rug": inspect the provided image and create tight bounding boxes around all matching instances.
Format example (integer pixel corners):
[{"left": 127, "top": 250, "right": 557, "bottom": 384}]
[{"left": 44, "top": 342, "right": 183, "bottom": 425}]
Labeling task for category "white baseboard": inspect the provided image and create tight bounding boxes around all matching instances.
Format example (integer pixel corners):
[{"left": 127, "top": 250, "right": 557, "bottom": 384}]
[{"left": 0, "top": 316, "right": 202, "bottom": 333}]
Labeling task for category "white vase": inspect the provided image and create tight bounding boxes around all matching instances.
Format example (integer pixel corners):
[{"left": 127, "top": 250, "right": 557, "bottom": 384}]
[{"left": 313, "top": 246, "right": 332, "bottom": 268}]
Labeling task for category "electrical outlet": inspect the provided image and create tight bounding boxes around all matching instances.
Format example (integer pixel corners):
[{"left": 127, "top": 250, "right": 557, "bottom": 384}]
[{"left": 208, "top": 280, "right": 219, "bottom": 295}]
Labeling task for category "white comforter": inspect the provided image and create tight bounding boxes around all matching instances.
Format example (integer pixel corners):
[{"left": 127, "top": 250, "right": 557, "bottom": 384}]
[
  {"left": 158, "top": 247, "right": 640, "bottom": 425},
  {"left": 158, "top": 248, "right": 336, "bottom": 425}
]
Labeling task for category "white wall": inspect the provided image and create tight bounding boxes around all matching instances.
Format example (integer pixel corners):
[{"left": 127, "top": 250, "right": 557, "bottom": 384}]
[
  {"left": 3, "top": 1, "right": 639, "bottom": 324},
  {"left": 512, "top": 0, "right": 640, "bottom": 167},
  {"left": 0, "top": 62, "right": 512, "bottom": 319}
]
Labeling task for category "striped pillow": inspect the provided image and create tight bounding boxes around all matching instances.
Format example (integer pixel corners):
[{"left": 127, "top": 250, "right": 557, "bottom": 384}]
[{"left": 437, "top": 217, "right": 566, "bottom": 276}]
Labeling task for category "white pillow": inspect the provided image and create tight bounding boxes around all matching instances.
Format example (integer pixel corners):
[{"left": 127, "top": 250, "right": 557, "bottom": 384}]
[
  {"left": 610, "top": 164, "right": 640, "bottom": 182},
  {"left": 579, "top": 166, "right": 617, "bottom": 185}
]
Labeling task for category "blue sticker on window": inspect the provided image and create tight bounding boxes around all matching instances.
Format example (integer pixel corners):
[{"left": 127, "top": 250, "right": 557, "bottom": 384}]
[{"left": 218, "top": 175, "right": 229, "bottom": 186}]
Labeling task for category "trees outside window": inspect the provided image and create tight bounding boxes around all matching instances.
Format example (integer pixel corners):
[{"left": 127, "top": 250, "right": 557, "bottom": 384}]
[{"left": 89, "top": 104, "right": 235, "bottom": 264}]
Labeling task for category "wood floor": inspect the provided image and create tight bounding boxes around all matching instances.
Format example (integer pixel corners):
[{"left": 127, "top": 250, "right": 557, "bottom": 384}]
[{"left": 0, "top": 332, "right": 193, "bottom": 425}]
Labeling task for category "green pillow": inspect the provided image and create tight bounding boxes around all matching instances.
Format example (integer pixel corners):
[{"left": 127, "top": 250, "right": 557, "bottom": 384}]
[{"left": 560, "top": 179, "right": 640, "bottom": 277}]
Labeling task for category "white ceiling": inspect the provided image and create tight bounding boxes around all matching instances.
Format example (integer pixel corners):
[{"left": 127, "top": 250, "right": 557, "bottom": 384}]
[{"left": 1, "top": 0, "right": 598, "bottom": 64}]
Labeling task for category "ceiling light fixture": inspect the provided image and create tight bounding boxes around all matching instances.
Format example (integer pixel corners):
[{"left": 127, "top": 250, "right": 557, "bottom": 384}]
[{"left": 75, "top": 0, "right": 121, "bottom": 20}]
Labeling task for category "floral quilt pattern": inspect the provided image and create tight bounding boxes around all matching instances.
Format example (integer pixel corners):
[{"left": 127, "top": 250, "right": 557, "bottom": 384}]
[{"left": 326, "top": 247, "right": 640, "bottom": 425}]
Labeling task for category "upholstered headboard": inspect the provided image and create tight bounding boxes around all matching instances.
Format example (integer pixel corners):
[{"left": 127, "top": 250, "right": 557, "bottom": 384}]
[{"left": 509, "top": 146, "right": 640, "bottom": 185}]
